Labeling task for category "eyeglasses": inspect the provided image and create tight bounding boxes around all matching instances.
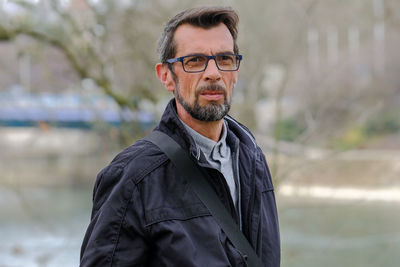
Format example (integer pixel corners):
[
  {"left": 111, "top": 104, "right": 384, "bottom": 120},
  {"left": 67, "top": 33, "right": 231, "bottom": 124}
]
[{"left": 166, "top": 53, "right": 242, "bottom": 73}]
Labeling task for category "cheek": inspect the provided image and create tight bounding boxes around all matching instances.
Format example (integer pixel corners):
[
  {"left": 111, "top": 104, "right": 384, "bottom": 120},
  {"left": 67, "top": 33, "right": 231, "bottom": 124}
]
[{"left": 180, "top": 76, "right": 200, "bottom": 94}]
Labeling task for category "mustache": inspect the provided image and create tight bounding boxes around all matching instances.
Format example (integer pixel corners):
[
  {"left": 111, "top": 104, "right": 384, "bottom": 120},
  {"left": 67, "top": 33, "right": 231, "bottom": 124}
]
[{"left": 196, "top": 84, "right": 227, "bottom": 95}]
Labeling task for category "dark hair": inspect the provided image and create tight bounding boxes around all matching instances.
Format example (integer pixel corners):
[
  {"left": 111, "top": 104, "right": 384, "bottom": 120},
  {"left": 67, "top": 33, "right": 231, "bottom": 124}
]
[{"left": 157, "top": 6, "right": 239, "bottom": 63}]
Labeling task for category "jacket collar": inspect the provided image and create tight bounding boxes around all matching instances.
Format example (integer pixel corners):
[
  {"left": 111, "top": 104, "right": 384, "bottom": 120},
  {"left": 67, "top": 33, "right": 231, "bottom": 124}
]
[
  {"left": 155, "top": 99, "right": 201, "bottom": 160},
  {"left": 155, "top": 98, "right": 257, "bottom": 161}
]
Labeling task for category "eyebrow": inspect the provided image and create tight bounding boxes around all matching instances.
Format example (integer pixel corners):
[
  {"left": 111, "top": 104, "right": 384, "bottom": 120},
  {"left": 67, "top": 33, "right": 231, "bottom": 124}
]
[
  {"left": 216, "top": 51, "right": 235, "bottom": 55},
  {"left": 182, "top": 51, "right": 235, "bottom": 57}
]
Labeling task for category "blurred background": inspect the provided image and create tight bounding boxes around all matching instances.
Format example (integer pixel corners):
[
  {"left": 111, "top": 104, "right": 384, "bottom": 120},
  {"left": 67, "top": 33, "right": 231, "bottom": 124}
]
[{"left": 0, "top": 0, "right": 399, "bottom": 266}]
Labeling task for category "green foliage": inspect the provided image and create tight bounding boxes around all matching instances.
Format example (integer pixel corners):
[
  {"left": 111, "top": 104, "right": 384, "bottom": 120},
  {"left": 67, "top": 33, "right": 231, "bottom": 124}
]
[
  {"left": 0, "top": 25, "right": 10, "bottom": 40},
  {"left": 331, "top": 126, "right": 368, "bottom": 150},
  {"left": 275, "top": 117, "right": 306, "bottom": 142},
  {"left": 332, "top": 109, "right": 400, "bottom": 150},
  {"left": 365, "top": 110, "right": 400, "bottom": 136}
]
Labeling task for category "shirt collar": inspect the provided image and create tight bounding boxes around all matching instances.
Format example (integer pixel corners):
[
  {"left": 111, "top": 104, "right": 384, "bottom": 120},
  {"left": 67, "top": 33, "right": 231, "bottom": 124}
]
[{"left": 181, "top": 119, "right": 229, "bottom": 159}]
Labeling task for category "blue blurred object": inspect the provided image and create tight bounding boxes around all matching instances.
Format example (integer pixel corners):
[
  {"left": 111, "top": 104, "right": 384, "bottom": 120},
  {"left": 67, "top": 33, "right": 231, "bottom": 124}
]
[{"left": 0, "top": 89, "right": 154, "bottom": 129}]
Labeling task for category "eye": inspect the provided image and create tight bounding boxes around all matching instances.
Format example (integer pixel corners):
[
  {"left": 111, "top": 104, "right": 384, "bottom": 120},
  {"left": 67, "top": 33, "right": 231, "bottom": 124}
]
[
  {"left": 220, "top": 55, "right": 232, "bottom": 61},
  {"left": 217, "top": 54, "right": 234, "bottom": 65},
  {"left": 186, "top": 56, "right": 205, "bottom": 63}
]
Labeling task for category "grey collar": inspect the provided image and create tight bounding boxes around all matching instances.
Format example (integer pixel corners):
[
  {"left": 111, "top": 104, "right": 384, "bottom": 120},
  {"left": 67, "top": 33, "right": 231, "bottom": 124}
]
[{"left": 181, "top": 119, "right": 229, "bottom": 160}]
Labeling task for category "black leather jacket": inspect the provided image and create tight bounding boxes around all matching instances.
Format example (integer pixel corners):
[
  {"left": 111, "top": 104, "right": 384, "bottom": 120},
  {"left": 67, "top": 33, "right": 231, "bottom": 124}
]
[{"left": 80, "top": 99, "right": 280, "bottom": 266}]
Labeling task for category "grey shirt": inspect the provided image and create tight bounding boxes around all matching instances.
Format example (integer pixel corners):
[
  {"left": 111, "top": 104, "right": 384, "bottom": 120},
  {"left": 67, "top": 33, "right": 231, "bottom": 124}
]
[{"left": 181, "top": 120, "right": 237, "bottom": 207}]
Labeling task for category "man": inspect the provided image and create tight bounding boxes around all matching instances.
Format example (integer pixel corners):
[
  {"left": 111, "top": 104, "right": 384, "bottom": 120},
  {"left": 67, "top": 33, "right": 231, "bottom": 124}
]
[{"left": 81, "top": 6, "right": 280, "bottom": 266}]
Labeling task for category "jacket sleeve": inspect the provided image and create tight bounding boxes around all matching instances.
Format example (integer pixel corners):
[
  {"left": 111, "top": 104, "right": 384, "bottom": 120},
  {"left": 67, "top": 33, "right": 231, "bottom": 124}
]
[
  {"left": 80, "top": 164, "right": 149, "bottom": 266},
  {"left": 257, "top": 147, "right": 281, "bottom": 266}
]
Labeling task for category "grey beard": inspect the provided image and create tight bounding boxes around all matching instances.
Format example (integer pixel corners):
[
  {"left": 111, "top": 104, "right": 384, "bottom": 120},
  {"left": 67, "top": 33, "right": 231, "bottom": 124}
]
[{"left": 175, "top": 84, "right": 231, "bottom": 122}]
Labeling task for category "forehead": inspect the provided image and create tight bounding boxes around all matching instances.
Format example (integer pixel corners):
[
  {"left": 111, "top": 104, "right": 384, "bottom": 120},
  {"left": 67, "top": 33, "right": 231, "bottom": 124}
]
[{"left": 173, "top": 23, "right": 234, "bottom": 56}]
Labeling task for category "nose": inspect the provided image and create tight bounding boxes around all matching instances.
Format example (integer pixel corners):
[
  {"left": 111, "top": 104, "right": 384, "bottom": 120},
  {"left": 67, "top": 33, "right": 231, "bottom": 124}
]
[{"left": 203, "top": 58, "right": 221, "bottom": 82}]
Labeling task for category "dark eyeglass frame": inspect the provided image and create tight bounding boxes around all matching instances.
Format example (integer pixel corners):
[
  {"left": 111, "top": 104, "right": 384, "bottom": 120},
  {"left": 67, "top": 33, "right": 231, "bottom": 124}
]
[{"left": 165, "top": 53, "right": 243, "bottom": 73}]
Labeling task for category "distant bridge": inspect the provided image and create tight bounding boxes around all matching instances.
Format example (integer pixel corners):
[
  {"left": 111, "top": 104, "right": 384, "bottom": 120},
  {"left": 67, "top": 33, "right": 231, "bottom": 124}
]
[{"left": 0, "top": 90, "right": 154, "bottom": 129}]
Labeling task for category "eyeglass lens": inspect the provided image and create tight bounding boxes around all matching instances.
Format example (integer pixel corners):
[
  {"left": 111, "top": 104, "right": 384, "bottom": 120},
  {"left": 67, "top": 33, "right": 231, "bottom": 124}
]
[{"left": 183, "top": 55, "right": 239, "bottom": 72}]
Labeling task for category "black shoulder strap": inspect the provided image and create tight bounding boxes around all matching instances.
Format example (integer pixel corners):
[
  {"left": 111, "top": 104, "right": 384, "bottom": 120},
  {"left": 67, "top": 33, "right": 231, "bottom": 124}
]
[{"left": 144, "top": 130, "right": 263, "bottom": 267}]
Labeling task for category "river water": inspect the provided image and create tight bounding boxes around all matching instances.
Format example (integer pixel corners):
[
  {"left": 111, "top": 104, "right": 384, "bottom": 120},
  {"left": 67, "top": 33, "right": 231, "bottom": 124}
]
[{"left": 1, "top": 186, "right": 399, "bottom": 267}]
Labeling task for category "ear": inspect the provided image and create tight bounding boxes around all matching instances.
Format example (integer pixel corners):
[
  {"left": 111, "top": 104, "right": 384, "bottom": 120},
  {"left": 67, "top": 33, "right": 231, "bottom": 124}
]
[
  {"left": 233, "top": 72, "right": 238, "bottom": 88},
  {"left": 156, "top": 63, "right": 176, "bottom": 92},
  {"left": 231, "top": 70, "right": 238, "bottom": 90}
]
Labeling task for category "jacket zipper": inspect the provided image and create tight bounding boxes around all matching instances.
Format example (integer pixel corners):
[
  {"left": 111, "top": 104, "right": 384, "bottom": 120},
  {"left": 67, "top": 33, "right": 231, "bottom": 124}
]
[{"left": 232, "top": 139, "right": 242, "bottom": 231}]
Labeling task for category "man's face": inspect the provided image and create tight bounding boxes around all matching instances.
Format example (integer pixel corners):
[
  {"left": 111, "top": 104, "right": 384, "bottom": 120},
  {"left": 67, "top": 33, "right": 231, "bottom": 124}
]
[{"left": 169, "top": 23, "right": 238, "bottom": 121}]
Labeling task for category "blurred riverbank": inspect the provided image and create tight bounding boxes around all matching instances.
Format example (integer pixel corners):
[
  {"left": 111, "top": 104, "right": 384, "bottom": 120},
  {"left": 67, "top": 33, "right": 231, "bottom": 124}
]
[
  {"left": 0, "top": 127, "right": 116, "bottom": 186},
  {"left": 2, "top": 127, "right": 399, "bottom": 188}
]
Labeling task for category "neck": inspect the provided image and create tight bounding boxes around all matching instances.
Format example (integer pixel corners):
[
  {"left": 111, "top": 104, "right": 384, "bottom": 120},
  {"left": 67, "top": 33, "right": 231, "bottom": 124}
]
[{"left": 176, "top": 102, "right": 224, "bottom": 142}]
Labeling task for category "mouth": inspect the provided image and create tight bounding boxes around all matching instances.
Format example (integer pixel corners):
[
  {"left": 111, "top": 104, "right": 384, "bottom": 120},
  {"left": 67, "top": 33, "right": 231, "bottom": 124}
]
[{"left": 199, "top": 90, "right": 225, "bottom": 101}]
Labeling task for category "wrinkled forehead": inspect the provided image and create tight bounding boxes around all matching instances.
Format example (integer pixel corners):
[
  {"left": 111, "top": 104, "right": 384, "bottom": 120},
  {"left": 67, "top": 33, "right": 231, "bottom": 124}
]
[{"left": 173, "top": 23, "right": 235, "bottom": 56}]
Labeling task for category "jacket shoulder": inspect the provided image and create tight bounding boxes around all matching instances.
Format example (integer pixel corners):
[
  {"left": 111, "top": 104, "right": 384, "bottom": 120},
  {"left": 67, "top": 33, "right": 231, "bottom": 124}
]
[
  {"left": 112, "top": 139, "right": 168, "bottom": 183},
  {"left": 91, "top": 138, "right": 167, "bottom": 215}
]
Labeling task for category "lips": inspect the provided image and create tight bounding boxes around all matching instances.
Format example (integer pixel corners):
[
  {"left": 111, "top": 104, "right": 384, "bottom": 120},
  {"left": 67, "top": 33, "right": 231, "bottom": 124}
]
[
  {"left": 200, "top": 91, "right": 225, "bottom": 101},
  {"left": 196, "top": 84, "right": 227, "bottom": 102}
]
